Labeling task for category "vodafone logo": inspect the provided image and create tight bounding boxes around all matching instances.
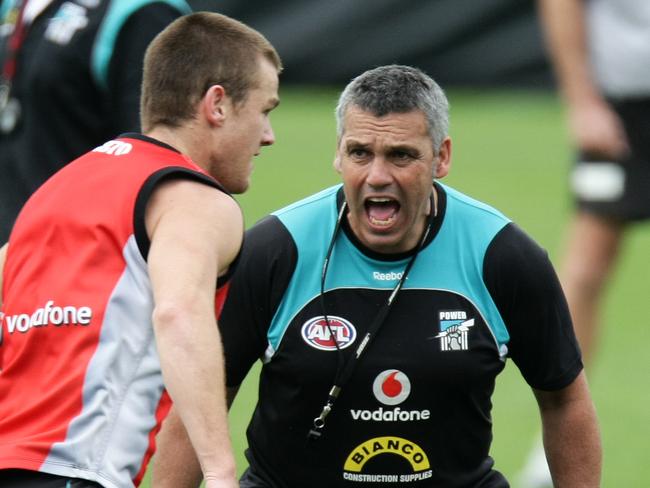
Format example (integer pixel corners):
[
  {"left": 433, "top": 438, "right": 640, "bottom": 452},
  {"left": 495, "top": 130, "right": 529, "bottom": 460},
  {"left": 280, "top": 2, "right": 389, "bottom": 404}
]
[
  {"left": 301, "top": 316, "right": 357, "bottom": 351},
  {"left": 351, "top": 370, "right": 429, "bottom": 422},
  {"left": 373, "top": 370, "right": 411, "bottom": 405}
]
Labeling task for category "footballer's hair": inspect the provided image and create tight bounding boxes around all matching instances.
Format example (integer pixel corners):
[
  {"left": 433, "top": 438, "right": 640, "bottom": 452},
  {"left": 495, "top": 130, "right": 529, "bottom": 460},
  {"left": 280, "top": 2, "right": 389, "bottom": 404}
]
[
  {"left": 335, "top": 65, "right": 449, "bottom": 149},
  {"left": 140, "top": 12, "right": 282, "bottom": 131}
]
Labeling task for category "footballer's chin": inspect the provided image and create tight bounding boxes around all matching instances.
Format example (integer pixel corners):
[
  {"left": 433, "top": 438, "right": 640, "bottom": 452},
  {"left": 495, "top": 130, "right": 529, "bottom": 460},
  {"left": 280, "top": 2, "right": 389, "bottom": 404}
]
[{"left": 224, "top": 177, "right": 250, "bottom": 195}]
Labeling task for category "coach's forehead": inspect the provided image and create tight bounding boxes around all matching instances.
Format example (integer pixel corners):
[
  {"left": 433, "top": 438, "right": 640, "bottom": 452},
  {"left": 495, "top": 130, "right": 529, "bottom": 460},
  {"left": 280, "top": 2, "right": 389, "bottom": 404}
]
[{"left": 341, "top": 106, "right": 429, "bottom": 142}]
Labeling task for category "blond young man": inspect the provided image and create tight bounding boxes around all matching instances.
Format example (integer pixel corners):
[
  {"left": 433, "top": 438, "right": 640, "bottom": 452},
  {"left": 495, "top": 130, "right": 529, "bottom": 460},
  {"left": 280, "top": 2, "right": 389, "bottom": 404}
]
[{"left": 0, "top": 12, "right": 281, "bottom": 488}]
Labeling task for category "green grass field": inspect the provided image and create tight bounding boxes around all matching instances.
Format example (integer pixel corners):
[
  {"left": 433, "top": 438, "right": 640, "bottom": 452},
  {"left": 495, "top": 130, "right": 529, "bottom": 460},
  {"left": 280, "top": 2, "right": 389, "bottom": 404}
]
[{"left": 147, "top": 87, "right": 650, "bottom": 487}]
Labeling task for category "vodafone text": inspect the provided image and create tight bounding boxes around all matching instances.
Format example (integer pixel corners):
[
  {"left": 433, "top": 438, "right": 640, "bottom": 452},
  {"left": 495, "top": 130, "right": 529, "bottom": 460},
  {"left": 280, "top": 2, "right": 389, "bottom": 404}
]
[
  {"left": 4, "top": 300, "right": 93, "bottom": 334},
  {"left": 350, "top": 407, "right": 430, "bottom": 422}
]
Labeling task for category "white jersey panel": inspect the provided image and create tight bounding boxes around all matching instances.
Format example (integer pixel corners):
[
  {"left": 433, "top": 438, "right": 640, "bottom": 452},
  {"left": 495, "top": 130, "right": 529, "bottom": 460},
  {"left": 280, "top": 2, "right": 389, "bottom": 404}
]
[
  {"left": 588, "top": 0, "right": 650, "bottom": 97},
  {"left": 42, "top": 235, "right": 164, "bottom": 488}
]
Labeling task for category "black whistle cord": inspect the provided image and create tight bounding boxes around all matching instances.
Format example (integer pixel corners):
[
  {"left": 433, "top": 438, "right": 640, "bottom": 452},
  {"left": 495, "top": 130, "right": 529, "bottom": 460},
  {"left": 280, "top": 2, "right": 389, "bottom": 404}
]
[{"left": 308, "top": 194, "right": 435, "bottom": 441}]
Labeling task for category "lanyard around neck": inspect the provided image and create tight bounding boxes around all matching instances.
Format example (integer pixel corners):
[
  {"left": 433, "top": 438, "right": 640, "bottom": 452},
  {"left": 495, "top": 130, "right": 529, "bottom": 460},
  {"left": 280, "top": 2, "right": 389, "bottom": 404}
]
[{"left": 308, "top": 194, "right": 435, "bottom": 441}]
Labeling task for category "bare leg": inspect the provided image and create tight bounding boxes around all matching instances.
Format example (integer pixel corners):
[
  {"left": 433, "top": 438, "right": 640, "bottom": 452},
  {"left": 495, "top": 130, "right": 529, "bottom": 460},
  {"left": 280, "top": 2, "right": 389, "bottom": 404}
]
[{"left": 559, "top": 211, "right": 624, "bottom": 366}]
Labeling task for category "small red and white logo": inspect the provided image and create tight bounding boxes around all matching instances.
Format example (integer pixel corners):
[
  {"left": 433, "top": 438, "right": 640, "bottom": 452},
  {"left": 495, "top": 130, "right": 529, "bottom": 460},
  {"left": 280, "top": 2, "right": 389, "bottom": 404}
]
[
  {"left": 372, "top": 370, "right": 411, "bottom": 405},
  {"left": 92, "top": 139, "right": 132, "bottom": 156},
  {"left": 301, "top": 316, "right": 357, "bottom": 351}
]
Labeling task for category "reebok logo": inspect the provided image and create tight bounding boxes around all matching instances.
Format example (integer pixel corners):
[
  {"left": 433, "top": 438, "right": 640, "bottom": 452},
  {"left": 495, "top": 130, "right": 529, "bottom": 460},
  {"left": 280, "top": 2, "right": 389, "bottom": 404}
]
[
  {"left": 3, "top": 300, "right": 93, "bottom": 334},
  {"left": 373, "top": 271, "right": 404, "bottom": 281}
]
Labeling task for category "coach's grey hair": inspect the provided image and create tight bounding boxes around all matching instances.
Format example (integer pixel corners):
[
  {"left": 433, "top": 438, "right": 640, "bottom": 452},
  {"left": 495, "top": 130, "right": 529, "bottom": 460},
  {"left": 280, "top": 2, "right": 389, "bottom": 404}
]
[{"left": 335, "top": 65, "right": 449, "bottom": 149}]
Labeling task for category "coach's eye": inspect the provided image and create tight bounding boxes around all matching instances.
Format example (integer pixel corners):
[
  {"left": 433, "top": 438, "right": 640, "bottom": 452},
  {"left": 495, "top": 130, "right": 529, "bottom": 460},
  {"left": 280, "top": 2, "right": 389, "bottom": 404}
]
[
  {"left": 350, "top": 148, "right": 369, "bottom": 158},
  {"left": 390, "top": 150, "right": 415, "bottom": 162}
]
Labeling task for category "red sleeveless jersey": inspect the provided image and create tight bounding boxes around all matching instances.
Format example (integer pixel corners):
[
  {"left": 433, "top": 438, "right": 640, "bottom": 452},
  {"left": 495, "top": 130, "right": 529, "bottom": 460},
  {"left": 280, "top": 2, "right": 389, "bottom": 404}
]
[{"left": 0, "top": 135, "right": 233, "bottom": 488}]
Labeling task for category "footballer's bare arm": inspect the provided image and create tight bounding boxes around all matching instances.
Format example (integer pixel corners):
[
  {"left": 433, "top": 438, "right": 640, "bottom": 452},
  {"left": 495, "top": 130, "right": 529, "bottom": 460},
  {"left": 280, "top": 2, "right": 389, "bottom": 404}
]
[
  {"left": 153, "top": 406, "right": 203, "bottom": 488},
  {"left": 153, "top": 386, "right": 243, "bottom": 488},
  {"left": 147, "top": 179, "right": 241, "bottom": 487}
]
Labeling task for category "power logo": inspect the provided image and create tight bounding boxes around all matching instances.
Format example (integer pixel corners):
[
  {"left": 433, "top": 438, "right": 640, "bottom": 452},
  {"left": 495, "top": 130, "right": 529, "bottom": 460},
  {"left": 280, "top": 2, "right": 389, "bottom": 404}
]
[
  {"left": 301, "top": 315, "right": 357, "bottom": 351},
  {"left": 435, "top": 311, "right": 475, "bottom": 351},
  {"left": 45, "top": 2, "right": 89, "bottom": 45}
]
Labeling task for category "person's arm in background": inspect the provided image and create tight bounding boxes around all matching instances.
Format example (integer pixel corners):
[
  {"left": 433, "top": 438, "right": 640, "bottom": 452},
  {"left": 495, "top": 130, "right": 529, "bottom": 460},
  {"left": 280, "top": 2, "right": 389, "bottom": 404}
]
[
  {"left": 147, "top": 179, "right": 242, "bottom": 488},
  {"left": 107, "top": 3, "right": 189, "bottom": 132},
  {"left": 537, "top": 0, "right": 628, "bottom": 158},
  {"left": 534, "top": 372, "right": 601, "bottom": 487},
  {"left": 153, "top": 387, "right": 241, "bottom": 488}
]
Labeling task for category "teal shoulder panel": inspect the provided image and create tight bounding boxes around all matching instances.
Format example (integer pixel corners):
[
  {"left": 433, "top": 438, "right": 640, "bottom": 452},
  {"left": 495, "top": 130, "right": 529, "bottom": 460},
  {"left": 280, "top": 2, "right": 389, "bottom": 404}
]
[
  {"left": 323, "top": 183, "right": 512, "bottom": 349},
  {"left": 267, "top": 183, "right": 513, "bottom": 356},
  {"left": 0, "top": 0, "right": 17, "bottom": 22},
  {"left": 267, "top": 185, "right": 342, "bottom": 352},
  {"left": 91, "top": 0, "right": 192, "bottom": 90},
  {"left": 409, "top": 183, "right": 512, "bottom": 347}
]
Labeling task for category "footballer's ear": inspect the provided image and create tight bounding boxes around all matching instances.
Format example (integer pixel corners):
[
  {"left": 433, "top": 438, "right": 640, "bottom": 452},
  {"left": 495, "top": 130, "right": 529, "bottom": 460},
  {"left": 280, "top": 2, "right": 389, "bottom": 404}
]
[
  {"left": 202, "top": 85, "right": 227, "bottom": 127},
  {"left": 434, "top": 137, "right": 452, "bottom": 179}
]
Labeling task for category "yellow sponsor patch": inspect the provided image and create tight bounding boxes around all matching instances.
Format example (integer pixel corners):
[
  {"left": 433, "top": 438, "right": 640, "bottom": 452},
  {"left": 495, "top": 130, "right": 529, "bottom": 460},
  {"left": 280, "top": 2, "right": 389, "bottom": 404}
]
[{"left": 343, "top": 436, "right": 430, "bottom": 472}]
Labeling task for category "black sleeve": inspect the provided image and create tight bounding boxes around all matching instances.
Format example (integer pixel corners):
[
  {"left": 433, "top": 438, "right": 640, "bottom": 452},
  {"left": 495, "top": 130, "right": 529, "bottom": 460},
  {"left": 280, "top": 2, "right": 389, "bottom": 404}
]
[
  {"left": 133, "top": 166, "right": 225, "bottom": 261},
  {"left": 483, "top": 222, "right": 583, "bottom": 390},
  {"left": 219, "top": 215, "right": 298, "bottom": 388},
  {"left": 106, "top": 3, "right": 186, "bottom": 133}
]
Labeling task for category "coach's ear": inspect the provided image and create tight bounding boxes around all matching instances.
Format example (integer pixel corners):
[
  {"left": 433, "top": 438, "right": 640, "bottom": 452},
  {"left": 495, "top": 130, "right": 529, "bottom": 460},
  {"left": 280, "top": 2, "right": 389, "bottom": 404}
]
[
  {"left": 434, "top": 137, "right": 452, "bottom": 179},
  {"left": 333, "top": 153, "right": 342, "bottom": 173},
  {"left": 333, "top": 141, "right": 344, "bottom": 173}
]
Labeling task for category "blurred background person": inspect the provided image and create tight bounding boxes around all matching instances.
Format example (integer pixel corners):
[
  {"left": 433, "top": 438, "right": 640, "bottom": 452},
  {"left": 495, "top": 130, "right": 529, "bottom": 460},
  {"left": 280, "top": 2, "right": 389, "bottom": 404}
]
[
  {"left": 518, "top": 0, "right": 650, "bottom": 486},
  {"left": 0, "top": 0, "right": 192, "bottom": 242}
]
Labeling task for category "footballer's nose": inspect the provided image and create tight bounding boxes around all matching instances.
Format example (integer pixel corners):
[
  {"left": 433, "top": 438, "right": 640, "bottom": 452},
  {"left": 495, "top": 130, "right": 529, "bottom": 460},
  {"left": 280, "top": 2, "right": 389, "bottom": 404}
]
[{"left": 261, "top": 120, "right": 275, "bottom": 147}]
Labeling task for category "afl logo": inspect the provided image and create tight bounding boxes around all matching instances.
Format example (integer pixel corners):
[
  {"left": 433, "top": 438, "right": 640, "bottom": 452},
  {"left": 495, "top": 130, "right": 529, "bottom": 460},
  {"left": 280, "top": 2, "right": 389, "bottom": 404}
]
[
  {"left": 301, "top": 316, "right": 357, "bottom": 351},
  {"left": 373, "top": 370, "right": 411, "bottom": 405}
]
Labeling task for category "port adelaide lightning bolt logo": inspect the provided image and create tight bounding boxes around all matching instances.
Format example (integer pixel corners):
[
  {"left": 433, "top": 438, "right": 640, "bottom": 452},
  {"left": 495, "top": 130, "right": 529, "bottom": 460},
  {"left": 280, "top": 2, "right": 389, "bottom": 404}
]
[{"left": 435, "top": 310, "right": 474, "bottom": 351}]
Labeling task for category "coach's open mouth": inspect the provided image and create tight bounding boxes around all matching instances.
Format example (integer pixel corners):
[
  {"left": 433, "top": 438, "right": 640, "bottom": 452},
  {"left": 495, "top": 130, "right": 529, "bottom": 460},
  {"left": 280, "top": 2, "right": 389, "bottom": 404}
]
[{"left": 365, "top": 197, "right": 400, "bottom": 227}]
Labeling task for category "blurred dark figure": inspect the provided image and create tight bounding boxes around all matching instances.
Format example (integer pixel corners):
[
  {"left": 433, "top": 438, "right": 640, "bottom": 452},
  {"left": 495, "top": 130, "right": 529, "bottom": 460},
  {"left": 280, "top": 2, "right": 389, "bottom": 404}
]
[{"left": 0, "top": 0, "right": 192, "bottom": 241}]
